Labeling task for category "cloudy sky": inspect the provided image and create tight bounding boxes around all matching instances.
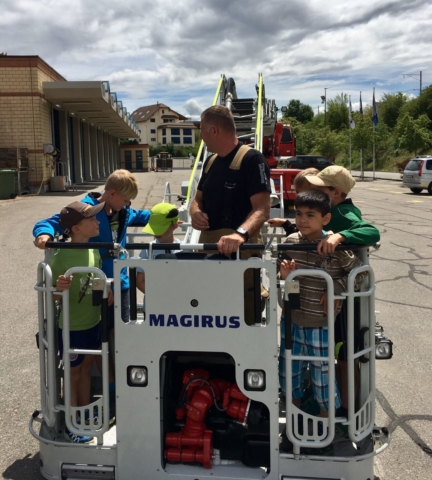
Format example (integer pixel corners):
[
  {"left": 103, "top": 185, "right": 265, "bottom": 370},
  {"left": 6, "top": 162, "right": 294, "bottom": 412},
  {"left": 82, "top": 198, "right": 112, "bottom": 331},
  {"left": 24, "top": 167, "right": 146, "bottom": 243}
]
[{"left": 2, "top": 0, "right": 431, "bottom": 117}]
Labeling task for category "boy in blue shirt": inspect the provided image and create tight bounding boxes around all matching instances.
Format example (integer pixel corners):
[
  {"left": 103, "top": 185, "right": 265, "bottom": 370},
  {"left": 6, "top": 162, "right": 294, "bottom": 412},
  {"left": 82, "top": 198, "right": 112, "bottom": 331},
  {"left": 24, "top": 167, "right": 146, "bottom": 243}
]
[{"left": 33, "top": 169, "right": 151, "bottom": 328}]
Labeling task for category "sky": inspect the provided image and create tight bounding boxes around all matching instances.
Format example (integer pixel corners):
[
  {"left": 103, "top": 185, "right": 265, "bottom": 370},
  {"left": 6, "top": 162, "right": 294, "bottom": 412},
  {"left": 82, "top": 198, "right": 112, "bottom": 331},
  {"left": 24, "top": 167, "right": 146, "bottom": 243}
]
[{"left": 1, "top": 0, "right": 431, "bottom": 118}]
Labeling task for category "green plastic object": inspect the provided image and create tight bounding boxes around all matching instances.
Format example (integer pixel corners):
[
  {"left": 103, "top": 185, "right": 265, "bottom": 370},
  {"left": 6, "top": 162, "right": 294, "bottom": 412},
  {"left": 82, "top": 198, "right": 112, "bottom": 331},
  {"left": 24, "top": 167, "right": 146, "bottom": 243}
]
[{"left": 0, "top": 170, "right": 17, "bottom": 200}]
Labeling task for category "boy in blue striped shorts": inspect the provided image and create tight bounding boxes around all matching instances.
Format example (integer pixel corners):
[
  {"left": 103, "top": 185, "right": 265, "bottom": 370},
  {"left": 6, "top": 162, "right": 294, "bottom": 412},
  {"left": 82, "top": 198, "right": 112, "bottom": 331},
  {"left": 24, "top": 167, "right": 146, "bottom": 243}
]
[{"left": 279, "top": 190, "right": 366, "bottom": 420}]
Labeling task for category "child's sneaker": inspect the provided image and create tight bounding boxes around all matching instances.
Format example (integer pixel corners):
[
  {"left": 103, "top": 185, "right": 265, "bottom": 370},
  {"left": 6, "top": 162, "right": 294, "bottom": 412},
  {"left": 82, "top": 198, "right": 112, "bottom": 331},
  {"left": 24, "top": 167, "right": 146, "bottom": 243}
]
[{"left": 64, "top": 427, "right": 93, "bottom": 444}]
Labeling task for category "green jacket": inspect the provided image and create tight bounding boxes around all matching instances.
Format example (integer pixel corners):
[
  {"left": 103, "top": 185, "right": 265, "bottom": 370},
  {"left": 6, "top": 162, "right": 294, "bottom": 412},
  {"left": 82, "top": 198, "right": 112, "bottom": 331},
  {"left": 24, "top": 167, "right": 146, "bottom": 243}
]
[{"left": 324, "top": 199, "right": 380, "bottom": 245}]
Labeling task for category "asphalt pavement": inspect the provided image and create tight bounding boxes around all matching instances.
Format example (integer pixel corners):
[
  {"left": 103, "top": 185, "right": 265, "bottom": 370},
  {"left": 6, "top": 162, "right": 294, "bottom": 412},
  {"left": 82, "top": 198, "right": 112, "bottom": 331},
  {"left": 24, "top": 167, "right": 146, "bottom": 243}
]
[{"left": 0, "top": 168, "right": 431, "bottom": 479}]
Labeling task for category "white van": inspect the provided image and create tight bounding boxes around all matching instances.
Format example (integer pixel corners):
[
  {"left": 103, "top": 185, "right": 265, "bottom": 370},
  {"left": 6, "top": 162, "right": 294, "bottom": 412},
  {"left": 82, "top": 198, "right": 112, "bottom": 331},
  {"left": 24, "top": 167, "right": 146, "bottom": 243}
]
[{"left": 402, "top": 156, "right": 432, "bottom": 194}]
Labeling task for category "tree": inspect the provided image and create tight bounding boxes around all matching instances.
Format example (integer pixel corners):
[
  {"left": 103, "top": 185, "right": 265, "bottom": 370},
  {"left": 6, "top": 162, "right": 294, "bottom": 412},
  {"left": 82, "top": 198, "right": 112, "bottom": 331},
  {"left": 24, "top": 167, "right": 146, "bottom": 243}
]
[
  {"left": 326, "top": 93, "right": 349, "bottom": 131},
  {"left": 395, "top": 113, "right": 431, "bottom": 155},
  {"left": 351, "top": 112, "right": 373, "bottom": 151},
  {"left": 379, "top": 92, "right": 408, "bottom": 129},
  {"left": 283, "top": 99, "right": 314, "bottom": 123},
  {"left": 313, "top": 127, "right": 345, "bottom": 160}
]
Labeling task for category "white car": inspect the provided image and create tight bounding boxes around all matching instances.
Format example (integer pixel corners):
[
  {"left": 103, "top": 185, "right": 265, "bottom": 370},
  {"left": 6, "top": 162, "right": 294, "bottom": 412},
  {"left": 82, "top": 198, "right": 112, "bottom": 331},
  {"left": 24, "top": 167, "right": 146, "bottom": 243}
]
[{"left": 402, "top": 156, "right": 432, "bottom": 194}]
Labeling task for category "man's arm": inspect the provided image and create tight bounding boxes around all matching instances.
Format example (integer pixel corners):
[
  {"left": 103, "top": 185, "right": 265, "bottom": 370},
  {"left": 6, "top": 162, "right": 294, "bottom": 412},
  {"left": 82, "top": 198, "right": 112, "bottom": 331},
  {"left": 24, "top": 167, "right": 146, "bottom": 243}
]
[
  {"left": 217, "top": 190, "right": 270, "bottom": 255},
  {"left": 190, "top": 190, "right": 210, "bottom": 231}
]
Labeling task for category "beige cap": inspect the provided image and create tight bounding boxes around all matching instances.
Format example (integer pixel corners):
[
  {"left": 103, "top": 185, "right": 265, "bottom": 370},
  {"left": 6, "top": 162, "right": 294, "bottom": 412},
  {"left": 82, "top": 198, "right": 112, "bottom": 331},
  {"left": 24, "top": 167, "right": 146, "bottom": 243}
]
[{"left": 306, "top": 166, "right": 356, "bottom": 194}]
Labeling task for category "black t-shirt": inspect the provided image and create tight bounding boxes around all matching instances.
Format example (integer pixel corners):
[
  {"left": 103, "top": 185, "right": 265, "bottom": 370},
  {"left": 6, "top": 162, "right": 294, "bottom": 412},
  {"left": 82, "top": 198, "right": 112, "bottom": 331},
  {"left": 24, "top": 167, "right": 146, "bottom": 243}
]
[{"left": 197, "top": 144, "right": 271, "bottom": 230}]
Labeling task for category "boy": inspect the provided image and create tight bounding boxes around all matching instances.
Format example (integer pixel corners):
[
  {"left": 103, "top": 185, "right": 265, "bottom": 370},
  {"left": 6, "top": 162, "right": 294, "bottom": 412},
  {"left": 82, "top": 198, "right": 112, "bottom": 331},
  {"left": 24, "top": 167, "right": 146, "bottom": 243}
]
[
  {"left": 279, "top": 191, "right": 366, "bottom": 432},
  {"left": 306, "top": 166, "right": 380, "bottom": 254},
  {"left": 52, "top": 201, "right": 108, "bottom": 443},
  {"left": 33, "top": 169, "right": 151, "bottom": 328},
  {"left": 136, "top": 203, "right": 183, "bottom": 297},
  {"left": 268, "top": 168, "right": 319, "bottom": 234},
  {"left": 306, "top": 165, "right": 380, "bottom": 416}
]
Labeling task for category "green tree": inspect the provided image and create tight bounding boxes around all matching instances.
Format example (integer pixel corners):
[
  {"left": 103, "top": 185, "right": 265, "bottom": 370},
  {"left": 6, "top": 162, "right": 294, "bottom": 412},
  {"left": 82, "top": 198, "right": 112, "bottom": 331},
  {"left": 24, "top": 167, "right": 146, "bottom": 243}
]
[
  {"left": 326, "top": 93, "right": 349, "bottom": 131},
  {"left": 395, "top": 113, "right": 431, "bottom": 154},
  {"left": 351, "top": 112, "right": 373, "bottom": 151},
  {"left": 283, "top": 99, "right": 314, "bottom": 123},
  {"left": 379, "top": 92, "right": 408, "bottom": 129},
  {"left": 313, "top": 127, "right": 345, "bottom": 160}
]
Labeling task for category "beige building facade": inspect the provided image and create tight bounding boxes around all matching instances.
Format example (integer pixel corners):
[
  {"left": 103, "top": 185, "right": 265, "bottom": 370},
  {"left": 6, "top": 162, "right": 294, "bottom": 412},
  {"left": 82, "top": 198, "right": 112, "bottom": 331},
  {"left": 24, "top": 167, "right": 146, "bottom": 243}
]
[
  {"left": 132, "top": 103, "right": 196, "bottom": 148},
  {"left": 120, "top": 144, "right": 150, "bottom": 171},
  {"left": 0, "top": 55, "right": 140, "bottom": 192}
]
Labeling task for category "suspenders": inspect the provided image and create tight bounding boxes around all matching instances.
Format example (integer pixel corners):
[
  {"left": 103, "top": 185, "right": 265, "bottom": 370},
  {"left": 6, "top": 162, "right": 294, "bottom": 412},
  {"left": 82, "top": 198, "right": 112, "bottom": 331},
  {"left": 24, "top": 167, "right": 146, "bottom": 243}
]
[{"left": 203, "top": 145, "right": 252, "bottom": 229}]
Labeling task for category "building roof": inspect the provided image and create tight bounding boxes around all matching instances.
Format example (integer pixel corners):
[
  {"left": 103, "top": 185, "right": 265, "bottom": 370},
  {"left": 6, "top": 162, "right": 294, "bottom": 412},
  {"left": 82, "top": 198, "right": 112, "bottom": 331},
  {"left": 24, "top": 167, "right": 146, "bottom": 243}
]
[
  {"left": 157, "top": 122, "right": 196, "bottom": 129},
  {"left": 43, "top": 81, "right": 140, "bottom": 138},
  {"left": 132, "top": 103, "right": 187, "bottom": 122}
]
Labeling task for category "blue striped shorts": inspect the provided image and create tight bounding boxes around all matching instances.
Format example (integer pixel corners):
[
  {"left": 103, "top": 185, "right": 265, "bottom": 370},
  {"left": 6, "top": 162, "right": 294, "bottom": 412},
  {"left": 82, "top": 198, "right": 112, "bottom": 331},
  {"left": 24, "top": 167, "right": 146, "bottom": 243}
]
[{"left": 279, "top": 318, "right": 341, "bottom": 411}]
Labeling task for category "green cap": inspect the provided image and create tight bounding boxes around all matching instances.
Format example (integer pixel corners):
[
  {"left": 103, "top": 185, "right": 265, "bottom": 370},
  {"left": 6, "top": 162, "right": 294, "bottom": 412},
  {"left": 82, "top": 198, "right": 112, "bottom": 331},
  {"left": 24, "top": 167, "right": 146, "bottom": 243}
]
[{"left": 143, "top": 203, "right": 179, "bottom": 236}]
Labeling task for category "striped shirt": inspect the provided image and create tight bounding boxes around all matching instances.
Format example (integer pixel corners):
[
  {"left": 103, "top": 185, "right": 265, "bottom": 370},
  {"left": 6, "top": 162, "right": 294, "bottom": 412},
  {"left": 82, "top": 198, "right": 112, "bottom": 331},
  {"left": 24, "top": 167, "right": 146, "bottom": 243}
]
[{"left": 282, "top": 232, "right": 366, "bottom": 327}]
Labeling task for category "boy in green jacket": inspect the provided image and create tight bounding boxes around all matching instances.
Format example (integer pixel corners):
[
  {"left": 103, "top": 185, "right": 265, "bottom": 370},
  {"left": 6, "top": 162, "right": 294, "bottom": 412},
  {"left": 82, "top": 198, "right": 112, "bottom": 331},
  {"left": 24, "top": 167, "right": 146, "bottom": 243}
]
[{"left": 306, "top": 166, "right": 380, "bottom": 255}]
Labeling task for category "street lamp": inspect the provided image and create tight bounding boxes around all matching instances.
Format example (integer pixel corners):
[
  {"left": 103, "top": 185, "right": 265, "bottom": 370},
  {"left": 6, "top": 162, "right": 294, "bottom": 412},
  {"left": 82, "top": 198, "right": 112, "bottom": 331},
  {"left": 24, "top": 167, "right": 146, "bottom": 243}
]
[
  {"left": 321, "top": 87, "right": 331, "bottom": 127},
  {"left": 402, "top": 71, "right": 422, "bottom": 95}
]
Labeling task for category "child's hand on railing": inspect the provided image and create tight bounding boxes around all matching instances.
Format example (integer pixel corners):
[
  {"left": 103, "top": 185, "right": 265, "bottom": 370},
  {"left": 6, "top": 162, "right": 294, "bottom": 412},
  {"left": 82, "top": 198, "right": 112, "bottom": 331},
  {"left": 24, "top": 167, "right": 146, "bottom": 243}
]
[
  {"left": 280, "top": 259, "right": 296, "bottom": 280},
  {"left": 56, "top": 275, "right": 73, "bottom": 292}
]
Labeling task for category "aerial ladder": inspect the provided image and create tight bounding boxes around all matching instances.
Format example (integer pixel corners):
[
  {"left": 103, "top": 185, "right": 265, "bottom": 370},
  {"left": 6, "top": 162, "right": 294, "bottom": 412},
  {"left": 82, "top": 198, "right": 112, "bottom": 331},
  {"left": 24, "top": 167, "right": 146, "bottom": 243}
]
[{"left": 29, "top": 74, "right": 391, "bottom": 480}]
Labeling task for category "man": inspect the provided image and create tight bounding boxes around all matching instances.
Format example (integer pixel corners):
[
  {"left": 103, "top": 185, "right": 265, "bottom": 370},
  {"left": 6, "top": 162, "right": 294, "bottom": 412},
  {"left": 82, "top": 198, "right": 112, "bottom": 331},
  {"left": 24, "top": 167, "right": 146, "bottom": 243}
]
[
  {"left": 190, "top": 105, "right": 271, "bottom": 325},
  {"left": 190, "top": 105, "right": 271, "bottom": 254}
]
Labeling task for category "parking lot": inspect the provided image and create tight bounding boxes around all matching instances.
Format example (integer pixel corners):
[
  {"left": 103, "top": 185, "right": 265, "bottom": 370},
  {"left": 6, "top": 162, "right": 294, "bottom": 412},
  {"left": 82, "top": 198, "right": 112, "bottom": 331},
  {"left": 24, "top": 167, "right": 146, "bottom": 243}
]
[{"left": 0, "top": 169, "right": 431, "bottom": 479}]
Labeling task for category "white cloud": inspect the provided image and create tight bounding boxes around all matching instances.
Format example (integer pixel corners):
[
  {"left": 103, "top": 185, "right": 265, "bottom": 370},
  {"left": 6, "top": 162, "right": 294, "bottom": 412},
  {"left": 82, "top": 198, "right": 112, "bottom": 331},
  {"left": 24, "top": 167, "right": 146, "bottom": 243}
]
[{"left": 1, "top": 0, "right": 431, "bottom": 114}]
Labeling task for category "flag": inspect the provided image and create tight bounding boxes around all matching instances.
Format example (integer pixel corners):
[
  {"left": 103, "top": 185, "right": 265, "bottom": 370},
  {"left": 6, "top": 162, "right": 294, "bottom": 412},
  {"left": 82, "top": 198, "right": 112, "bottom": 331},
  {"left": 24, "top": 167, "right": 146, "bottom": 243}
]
[
  {"left": 349, "top": 96, "right": 355, "bottom": 129},
  {"left": 359, "top": 92, "right": 363, "bottom": 115},
  {"left": 372, "top": 88, "right": 378, "bottom": 126}
]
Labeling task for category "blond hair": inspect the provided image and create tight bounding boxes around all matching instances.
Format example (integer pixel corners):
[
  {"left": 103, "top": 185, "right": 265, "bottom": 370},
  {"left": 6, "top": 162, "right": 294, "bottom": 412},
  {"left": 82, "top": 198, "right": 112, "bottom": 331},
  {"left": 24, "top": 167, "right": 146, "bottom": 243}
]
[
  {"left": 293, "top": 168, "right": 319, "bottom": 190},
  {"left": 105, "top": 169, "right": 138, "bottom": 199},
  {"left": 201, "top": 105, "right": 236, "bottom": 134}
]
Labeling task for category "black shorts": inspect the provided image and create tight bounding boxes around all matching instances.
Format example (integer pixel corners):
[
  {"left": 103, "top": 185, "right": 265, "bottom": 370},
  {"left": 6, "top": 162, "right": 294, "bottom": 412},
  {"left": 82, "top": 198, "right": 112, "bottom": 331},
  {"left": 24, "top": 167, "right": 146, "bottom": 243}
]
[
  {"left": 334, "top": 301, "right": 361, "bottom": 361},
  {"left": 58, "top": 323, "right": 101, "bottom": 367}
]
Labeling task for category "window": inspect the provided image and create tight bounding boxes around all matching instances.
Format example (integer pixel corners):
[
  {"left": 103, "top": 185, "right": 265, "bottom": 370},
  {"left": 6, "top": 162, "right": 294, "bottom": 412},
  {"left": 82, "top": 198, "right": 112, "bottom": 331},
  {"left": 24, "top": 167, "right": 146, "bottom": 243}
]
[
  {"left": 162, "top": 109, "right": 165, "bottom": 113},
  {"left": 164, "top": 119, "right": 170, "bottom": 123},
  {"left": 281, "top": 128, "right": 292, "bottom": 143},
  {"left": 151, "top": 137, "right": 156, "bottom": 141},
  {"left": 426, "top": 160, "right": 432, "bottom": 170},
  {"left": 183, "top": 128, "right": 192, "bottom": 135},
  {"left": 162, "top": 137, "right": 166, "bottom": 144},
  {"left": 317, "top": 157, "right": 328, "bottom": 164},
  {"left": 151, "top": 129, "right": 156, "bottom": 134},
  {"left": 162, "top": 129, "right": 166, "bottom": 135},
  {"left": 124, "top": 151, "right": 132, "bottom": 161},
  {"left": 150, "top": 118, "right": 156, "bottom": 123},
  {"left": 171, "top": 128, "right": 180, "bottom": 135},
  {"left": 183, "top": 137, "right": 192, "bottom": 144},
  {"left": 172, "top": 137, "right": 181, "bottom": 144}
]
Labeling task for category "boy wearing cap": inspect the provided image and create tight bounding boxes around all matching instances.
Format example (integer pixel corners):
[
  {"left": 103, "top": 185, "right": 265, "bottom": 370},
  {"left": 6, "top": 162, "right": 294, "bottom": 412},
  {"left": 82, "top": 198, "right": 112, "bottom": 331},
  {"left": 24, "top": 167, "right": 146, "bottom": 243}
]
[
  {"left": 136, "top": 203, "right": 182, "bottom": 296},
  {"left": 51, "top": 201, "right": 113, "bottom": 443},
  {"left": 306, "top": 166, "right": 380, "bottom": 254},
  {"left": 33, "top": 169, "right": 151, "bottom": 327}
]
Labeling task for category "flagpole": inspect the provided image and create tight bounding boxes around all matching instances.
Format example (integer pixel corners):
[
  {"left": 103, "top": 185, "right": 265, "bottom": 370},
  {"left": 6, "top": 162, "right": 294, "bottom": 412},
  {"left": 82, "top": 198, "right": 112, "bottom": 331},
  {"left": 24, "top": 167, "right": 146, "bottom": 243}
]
[
  {"left": 349, "top": 95, "right": 352, "bottom": 173},
  {"left": 372, "top": 87, "right": 377, "bottom": 181},
  {"left": 359, "top": 91, "right": 363, "bottom": 181}
]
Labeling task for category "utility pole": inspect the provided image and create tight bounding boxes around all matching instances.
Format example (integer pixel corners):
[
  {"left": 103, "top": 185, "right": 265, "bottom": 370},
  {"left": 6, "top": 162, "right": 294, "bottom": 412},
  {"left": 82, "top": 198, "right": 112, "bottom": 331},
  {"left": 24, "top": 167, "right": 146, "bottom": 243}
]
[
  {"left": 402, "top": 71, "right": 423, "bottom": 95},
  {"left": 321, "top": 87, "right": 331, "bottom": 127}
]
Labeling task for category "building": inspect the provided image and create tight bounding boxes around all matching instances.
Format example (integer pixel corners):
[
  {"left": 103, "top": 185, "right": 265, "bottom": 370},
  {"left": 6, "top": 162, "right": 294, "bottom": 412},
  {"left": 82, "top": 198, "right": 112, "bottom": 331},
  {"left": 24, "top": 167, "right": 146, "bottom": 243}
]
[
  {"left": 0, "top": 55, "right": 140, "bottom": 193},
  {"left": 131, "top": 103, "right": 196, "bottom": 147},
  {"left": 120, "top": 143, "right": 150, "bottom": 171}
]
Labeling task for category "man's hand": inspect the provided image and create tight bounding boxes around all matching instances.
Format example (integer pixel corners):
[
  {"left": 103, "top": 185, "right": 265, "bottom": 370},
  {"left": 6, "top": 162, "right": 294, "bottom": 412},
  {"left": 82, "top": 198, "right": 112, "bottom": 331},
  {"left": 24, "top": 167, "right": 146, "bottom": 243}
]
[
  {"left": 217, "top": 233, "right": 245, "bottom": 255},
  {"left": 320, "top": 292, "right": 341, "bottom": 315},
  {"left": 280, "top": 259, "right": 296, "bottom": 280},
  {"left": 191, "top": 210, "right": 210, "bottom": 231},
  {"left": 317, "top": 233, "right": 345, "bottom": 255},
  {"left": 34, "top": 234, "right": 52, "bottom": 249},
  {"left": 56, "top": 275, "right": 73, "bottom": 292},
  {"left": 267, "top": 218, "right": 286, "bottom": 228}
]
